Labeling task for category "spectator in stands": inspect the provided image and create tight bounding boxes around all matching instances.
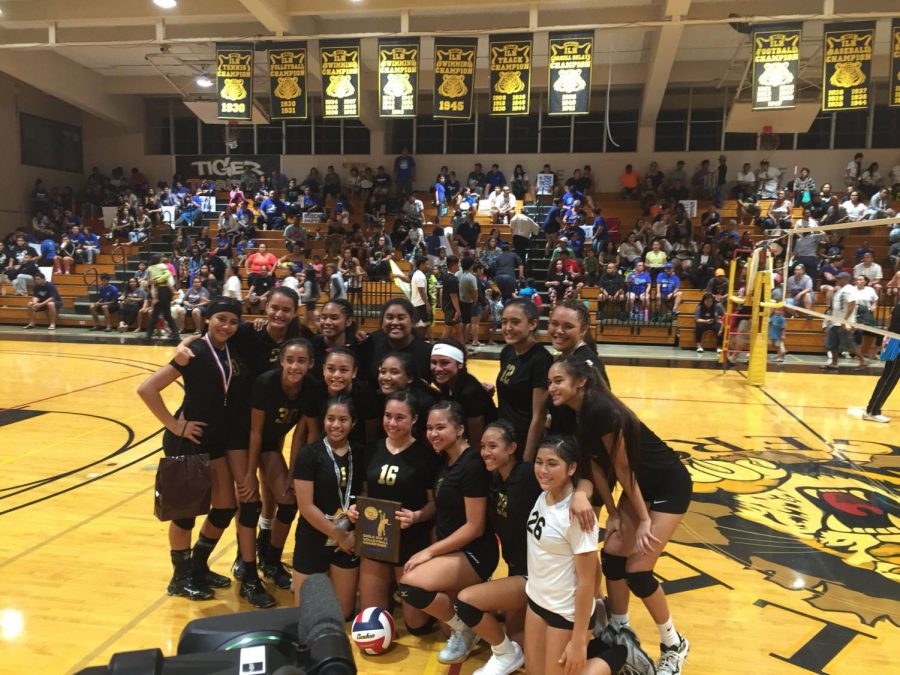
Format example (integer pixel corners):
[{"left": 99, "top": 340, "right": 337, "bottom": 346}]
[
  {"left": 865, "top": 187, "right": 896, "bottom": 221},
  {"left": 467, "top": 162, "right": 485, "bottom": 195},
  {"left": 597, "top": 262, "right": 626, "bottom": 318},
  {"left": 542, "top": 197, "right": 563, "bottom": 255},
  {"left": 656, "top": 263, "right": 682, "bottom": 318},
  {"left": 117, "top": 277, "right": 147, "bottom": 332},
  {"left": 844, "top": 152, "right": 864, "bottom": 188},
  {"left": 853, "top": 251, "right": 883, "bottom": 293},
  {"left": 858, "top": 162, "right": 882, "bottom": 199},
  {"left": 625, "top": 260, "right": 652, "bottom": 319},
  {"left": 509, "top": 209, "right": 540, "bottom": 261},
  {"left": 55, "top": 235, "right": 75, "bottom": 275},
  {"left": 23, "top": 271, "right": 61, "bottom": 331},
  {"left": 672, "top": 235, "right": 697, "bottom": 278},
  {"left": 300, "top": 167, "right": 322, "bottom": 196},
  {"left": 260, "top": 189, "right": 287, "bottom": 230},
  {"left": 546, "top": 259, "right": 575, "bottom": 306},
  {"left": 639, "top": 175, "right": 661, "bottom": 215},
  {"left": 246, "top": 264, "right": 275, "bottom": 314},
  {"left": 736, "top": 194, "right": 761, "bottom": 227},
  {"left": 80, "top": 226, "right": 100, "bottom": 264},
  {"left": 88, "top": 273, "right": 120, "bottom": 331},
  {"left": 784, "top": 264, "right": 815, "bottom": 317},
  {"left": 890, "top": 240, "right": 900, "bottom": 272},
  {"left": 597, "top": 239, "right": 620, "bottom": 268},
  {"left": 792, "top": 167, "right": 816, "bottom": 205},
  {"left": 322, "top": 165, "right": 341, "bottom": 201},
  {"left": 246, "top": 242, "right": 277, "bottom": 288},
  {"left": 484, "top": 164, "right": 507, "bottom": 194},
  {"left": 172, "top": 193, "right": 201, "bottom": 229},
  {"left": 757, "top": 159, "right": 781, "bottom": 198},
  {"left": 842, "top": 190, "right": 868, "bottom": 223},
  {"left": 731, "top": 162, "right": 756, "bottom": 201},
  {"left": 700, "top": 203, "right": 721, "bottom": 239},
  {"left": 645, "top": 238, "right": 668, "bottom": 277},
  {"left": 510, "top": 164, "right": 529, "bottom": 200},
  {"left": 706, "top": 267, "right": 729, "bottom": 303},
  {"left": 10, "top": 249, "right": 38, "bottom": 296},
  {"left": 619, "top": 164, "right": 641, "bottom": 200},
  {"left": 129, "top": 206, "right": 151, "bottom": 244},
  {"left": 761, "top": 189, "right": 793, "bottom": 230},
  {"left": 617, "top": 231, "right": 644, "bottom": 269},
  {"left": 492, "top": 186, "right": 516, "bottom": 224},
  {"left": 326, "top": 263, "right": 347, "bottom": 301},
  {"left": 792, "top": 212, "right": 824, "bottom": 274},
  {"left": 645, "top": 161, "right": 665, "bottom": 193},
  {"left": 493, "top": 243, "right": 524, "bottom": 302},
  {"left": 823, "top": 272, "right": 867, "bottom": 371},
  {"left": 394, "top": 148, "right": 416, "bottom": 196},
  {"left": 694, "top": 292, "right": 724, "bottom": 353},
  {"left": 691, "top": 159, "right": 715, "bottom": 199},
  {"left": 667, "top": 160, "right": 687, "bottom": 187},
  {"left": 181, "top": 275, "right": 210, "bottom": 334},
  {"left": 665, "top": 179, "right": 690, "bottom": 202},
  {"left": 818, "top": 254, "right": 843, "bottom": 307}
]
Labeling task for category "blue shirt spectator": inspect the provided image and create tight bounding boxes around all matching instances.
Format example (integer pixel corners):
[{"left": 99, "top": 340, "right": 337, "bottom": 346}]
[
  {"left": 656, "top": 269, "right": 681, "bottom": 296},
  {"left": 627, "top": 269, "right": 652, "bottom": 295},
  {"left": 484, "top": 166, "right": 507, "bottom": 192}
]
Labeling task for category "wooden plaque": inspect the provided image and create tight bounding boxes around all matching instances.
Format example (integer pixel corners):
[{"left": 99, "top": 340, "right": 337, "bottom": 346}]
[{"left": 355, "top": 497, "right": 403, "bottom": 563}]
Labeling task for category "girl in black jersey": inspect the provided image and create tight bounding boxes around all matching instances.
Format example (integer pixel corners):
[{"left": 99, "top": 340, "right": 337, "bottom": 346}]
[
  {"left": 346, "top": 391, "right": 438, "bottom": 635},
  {"left": 292, "top": 396, "right": 362, "bottom": 618},
  {"left": 320, "top": 348, "right": 380, "bottom": 445},
  {"left": 496, "top": 300, "right": 553, "bottom": 460},
  {"left": 311, "top": 299, "right": 361, "bottom": 378},
  {"left": 359, "top": 298, "right": 433, "bottom": 385},
  {"left": 375, "top": 352, "right": 436, "bottom": 438},
  {"left": 548, "top": 357, "right": 692, "bottom": 675},
  {"left": 398, "top": 401, "right": 499, "bottom": 666},
  {"left": 452, "top": 420, "right": 541, "bottom": 673},
  {"left": 430, "top": 339, "right": 497, "bottom": 446}
]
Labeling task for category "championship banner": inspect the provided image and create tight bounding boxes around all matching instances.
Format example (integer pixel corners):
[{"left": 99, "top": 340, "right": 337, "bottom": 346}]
[
  {"left": 268, "top": 42, "right": 308, "bottom": 120},
  {"left": 548, "top": 31, "right": 593, "bottom": 115},
  {"left": 891, "top": 19, "right": 900, "bottom": 107},
  {"left": 822, "top": 22, "right": 875, "bottom": 112},
  {"left": 215, "top": 43, "right": 254, "bottom": 120},
  {"left": 378, "top": 37, "right": 419, "bottom": 118},
  {"left": 751, "top": 24, "right": 801, "bottom": 110},
  {"left": 489, "top": 33, "right": 533, "bottom": 116},
  {"left": 320, "top": 39, "right": 361, "bottom": 118},
  {"left": 433, "top": 38, "right": 477, "bottom": 119}
]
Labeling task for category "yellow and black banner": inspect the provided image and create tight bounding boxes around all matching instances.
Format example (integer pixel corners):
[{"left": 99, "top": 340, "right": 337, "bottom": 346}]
[
  {"left": 268, "top": 42, "right": 307, "bottom": 120},
  {"left": 751, "top": 24, "right": 801, "bottom": 110},
  {"left": 216, "top": 43, "right": 254, "bottom": 120},
  {"left": 320, "top": 39, "right": 360, "bottom": 119},
  {"left": 433, "top": 38, "right": 477, "bottom": 119},
  {"left": 822, "top": 22, "right": 875, "bottom": 112},
  {"left": 378, "top": 37, "right": 419, "bottom": 118},
  {"left": 891, "top": 19, "right": 900, "bottom": 107},
  {"left": 489, "top": 33, "right": 532, "bottom": 116},
  {"left": 548, "top": 31, "right": 593, "bottom": 115}
]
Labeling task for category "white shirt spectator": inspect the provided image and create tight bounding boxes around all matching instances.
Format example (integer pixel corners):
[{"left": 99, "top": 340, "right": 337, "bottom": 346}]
[
  {"left": 736, "top": 168, "right": 756, "bottom": 184},
  {"left": 758, "top": 166, "right": 781, "bottom": 196},
  {"left": 853, "top": 261, "right": 883, "bottom": 283},
  {"left": 410, "top": 268, "right": 428, "bottom": 308},
  {"left": 843, "top": 200, "right": 868, "bottom": 222},
  {"left": 828, "top": 283, "right": 858, "bottom": 327},
  {"left": 223, "top": 274, "right": 243, "bottom": 301}
]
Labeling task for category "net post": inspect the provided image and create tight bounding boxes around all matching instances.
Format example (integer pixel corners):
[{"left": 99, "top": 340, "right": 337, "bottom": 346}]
[{"left": 747, "top": 250, "right": 772, "bottom": 386}]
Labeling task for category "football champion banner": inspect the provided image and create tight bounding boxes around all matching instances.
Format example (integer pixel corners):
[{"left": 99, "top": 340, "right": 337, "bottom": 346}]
[
  {"left": 320, "top": 39, "right": 361, "bottom": 118},
  {"left": 548, "top": 31, "right": 594, "bottom": 115},
  {"left": 751, "top": 24, "right": 801, "bottom": 110},
  {"left": 268, "top": 42, "right": 308, "bottom": 120},
  {"left": 433, "top": 38, "right": 477, "bottom": 119},
  {"left": 216, "top": 43, "right": 254, "bottom": 120},
  {"left": 378, "top": 37, "right": 419, "bottom": 118},
  {"left": 489, "top": 33, "right": 533, "bottom": 115},
  {"left": 822, "top": 22, "right": 875, "bottom": 112},
  {"left": 891, "top": 19, "right": 900, "bottom": 107}
]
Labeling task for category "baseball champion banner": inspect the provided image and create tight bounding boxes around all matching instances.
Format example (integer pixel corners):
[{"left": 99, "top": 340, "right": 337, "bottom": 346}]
[
  {"left": 433, "top": 38, "right": 477, "bottom": 119},
  {"left": 822, "top": 22, "right": 875, "bottom": 112},
  {"left": 751, "top": 24, "right": 801, "bottom": 110},
  {"left": 378, "top": 37, "right": 419, "bottom": 118},
  {"left": 320, "top": 39, "right": 361, "bottom": 118},
  {"left": 891, "top": 19, "right": 900, "bottom": 107},
  {"left": 268, "top": 42, "right": 308, "bottom": 120},
  {"left": 548, "top": 31, "right": 594, "bottom": 115},
  {"left": 489, "top": 33, "right": 533, "bottom": 115},
  {"left": 216, "top": 43, "right": 254, "bottom": 120}
]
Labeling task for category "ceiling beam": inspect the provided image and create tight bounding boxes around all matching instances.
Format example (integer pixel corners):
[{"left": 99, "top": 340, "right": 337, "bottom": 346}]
[
  {"left": 639, "top": 0, "right": 691, "bottom": 128},
  {"left": 236, "top": 0, "right": 293, "bottom": 35}
]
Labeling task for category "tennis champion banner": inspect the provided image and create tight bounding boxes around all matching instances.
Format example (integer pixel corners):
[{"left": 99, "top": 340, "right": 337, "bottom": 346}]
[
  {"left": 378, "top": 37, "right": 419, "bottom": 118},
  {"left": 320, "top": 39, "right": 361, "bottom": 118},
  {"left": 891, "top": 19, "right": 900, "bottom": 107},
  {"left": 216, "top": 43, "right": 254, "bottom": 120},
  {"left": 822, "top": 22, "right": 875, "bottom": 112},
  {"left": 489, "top": 33, "right": 533, "bottom": 115},
  {"left": 751, "top": 24, "right": 801, "bottom": 110},
  {"left": 268, "top": 42, "right": 308, "bottom": 120},
  {"left": 433, "top": 38, "right": 477, "bottom": 119},
  {"left": 548, "top": 31, "right": 593, "bottom": 115}
]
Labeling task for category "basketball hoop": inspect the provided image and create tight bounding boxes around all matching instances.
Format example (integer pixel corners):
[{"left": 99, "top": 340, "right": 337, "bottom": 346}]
[
  {"left": 758, "top": 125, "right": 780, "bottom": 151},
  {"left": 225, "top": 120, "right": 239, "bottom": 150}
]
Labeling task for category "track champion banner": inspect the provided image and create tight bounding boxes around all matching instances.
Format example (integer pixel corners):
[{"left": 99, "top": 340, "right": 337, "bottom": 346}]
[
  {"left": 320, "top": 39, "right": 361, "bottom": 118},
  {"left": 489, "top": 33, "right": 533, "bottom": 115},
  {"left": 216, "top": 43, "right": 254, "bottom": 120},
  {"left": 548, "top": 31, "right": 593, "bottom": 115},
  {"left": 433, "top": 38, "right": 477, "bottom": 119},
  {"left": 751, "top": 24, "right": 801, "bottom": 110},
  {"left": 891, "top": 19, "right": 900, "bottom": 107},
  {"left": 378, "top": 37, "right": 419, "bottom": 118},
  {"left": 822, "top": 22, "right": 875, "bottom": 112},
  {"left": 268, "top": 42, "right": 308, "bottom": 120}
]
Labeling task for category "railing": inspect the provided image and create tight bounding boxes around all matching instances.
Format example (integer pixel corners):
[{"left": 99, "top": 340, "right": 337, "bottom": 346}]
[{"left": 81, "top": 267, "right": 99, "bottom": 295}]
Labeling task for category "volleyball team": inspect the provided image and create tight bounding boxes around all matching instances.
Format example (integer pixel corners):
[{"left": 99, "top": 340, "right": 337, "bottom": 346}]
[{"left": 138, "top": 290, "right": 693, "bottom": 675}]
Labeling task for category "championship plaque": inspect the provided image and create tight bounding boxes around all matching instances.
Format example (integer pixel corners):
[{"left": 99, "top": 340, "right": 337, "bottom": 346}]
[{"left": 355, "top": 497, "right": 402, "bottom": 563}]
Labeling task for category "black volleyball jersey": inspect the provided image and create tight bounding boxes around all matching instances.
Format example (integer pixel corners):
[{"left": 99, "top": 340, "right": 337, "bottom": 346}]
[
  {"left": 251, "top": 368, "right": 321, "bottom": 446},
  {"left": 497, "top": 343, "right": 553, "bottom": 443},
  {"left": 437, "top": 371, "right": 497, "bottom": 424},
  {"left": 489, "top": 461, "right": 542, "bottom": 575},
  {"left": 547, "top": 343, "right": 610, "bottom": 436},
  {"left": 293, "top": 440, "right": 363, "bottom": 536},
  {"left": 434, "top": 446, "right": 493, "bottom": 545}
]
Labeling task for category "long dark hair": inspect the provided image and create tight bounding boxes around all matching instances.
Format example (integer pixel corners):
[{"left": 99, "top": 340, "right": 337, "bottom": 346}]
[
  {"left": 269, "top": 286, "right": 304, "bottom": 339},
  {"left": 553, "top": 298, "right": 597, "bottom": 351}
]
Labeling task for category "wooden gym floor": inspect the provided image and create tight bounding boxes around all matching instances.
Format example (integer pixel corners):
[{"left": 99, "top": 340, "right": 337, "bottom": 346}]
[{"left": 0, "top": 341, "right": 896, "bottom": 675}]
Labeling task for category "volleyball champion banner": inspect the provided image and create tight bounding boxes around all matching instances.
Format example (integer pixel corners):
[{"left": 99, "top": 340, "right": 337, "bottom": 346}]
[
  {"left": 320, "top": 39, "right": 361, "bottom": 119},
  {"left": 489, "top": 33, "right": 533, "bottom": 115},
  {"left": 822, "top": 22, "right": 875, "bottom": 112},
  {"left": 891, "top": 19, "right": 900, "bottom": 107},
  {"left": 433, "top": 38, "right": 477, "bottom": 119},
  {"left": 548, "top": 31, "right": 593, "bottom": 115},
  {"left": 751, "top": 24, "right": 801, "bottom": 110},
  {"left": 268, "top": 42, "right": 308, "bottom": 120},
  {"left": 215, "top": 43, "right": 254, "bottom": 120},
  {"left": 378, "top": 37, "right": 419, "bottom": 118}
]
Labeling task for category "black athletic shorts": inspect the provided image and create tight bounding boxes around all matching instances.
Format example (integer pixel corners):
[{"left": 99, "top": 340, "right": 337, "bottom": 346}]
[
  {"left": 259, "top": 440, "right": 285, "bottom": 454},
  {"left": 459, "top": 302, "right": 473, "bottom": 325},
  {"left": 388, "top": 525, "right": 432, "bottom": 567},
  {"left": 414, "top": 304, "right": 431, "bottom": 325},
  {"left": 224, "top": 419, "right": 251, "bottom": 451},
  {"left": 640, "top": 461, "right": 693, "bottom": 515},
  {"left": 293, "top": 528, "right": 360, "bottom": 575},
  {"left": 162, "top": 427, "right": 227, "bottom": 461},
  {"left": 528, "top": 597, "right": 573, "bottom": 630},
  {"left": 461, "top": 538, "right": 499, "bottom": 582}
]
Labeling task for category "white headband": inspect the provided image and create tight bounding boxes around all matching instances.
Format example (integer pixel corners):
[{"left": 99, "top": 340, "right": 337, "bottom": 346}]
[{"left": 432, "top": 343, "right": 465, "bottom": 364}]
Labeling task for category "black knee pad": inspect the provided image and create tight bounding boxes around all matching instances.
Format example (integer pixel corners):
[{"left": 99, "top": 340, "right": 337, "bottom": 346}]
[
  {"left": 239, "top": 501, "right": 262, "bottom": 528},
  {"left": 453, "top": 599, "right": 484, "bottom": 628},
  {"left": 406, "top": 618, "right": 436, "bottom": 636},
  {"left": 601, "top": 549, "right": 627, "bottom": 581},
  {"left": 624, "top": 570, "right": 659, "bottom": 598},
  {"left": 208, "top": 507, "right": 237, "bottom": 530},
  {"left": 275, "top": 502, "right": 298, "bottom": 525},
  {"left": 172, "top": 517, "right": 196, "bottom": 531},
  {"left": 397, "top": 583, "right": 437, "bottom": 610}
]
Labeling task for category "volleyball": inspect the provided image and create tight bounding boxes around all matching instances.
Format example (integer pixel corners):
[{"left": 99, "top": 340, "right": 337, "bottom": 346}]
[{"left": 351, "top": 606, "right": 395, "bottom": 654}]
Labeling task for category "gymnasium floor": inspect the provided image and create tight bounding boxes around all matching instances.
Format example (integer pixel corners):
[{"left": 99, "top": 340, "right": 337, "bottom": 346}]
[{"left": 0, "top": 341, "right": 896, "bottom": 674}]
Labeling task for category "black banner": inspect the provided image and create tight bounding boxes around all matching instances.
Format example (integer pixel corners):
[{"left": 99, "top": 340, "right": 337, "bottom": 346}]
[
  {"left": 378, "top": 37, "right": 419, "bottom": 118},
  {"left": 433, "top": 38, "right": 477, "bottom": 119},
  {"left": 489, "top": 33, "right": 532, "bottom": 116},
  {"left": 822, "top": 22, "right": 875, "bottom": 112},
  {"left": 320, "top": 39, "right": 360, "bottom": 119},
  {"left": 215, "top": 43, "right": 254, "bottom": 121},
  {"left": 891, "top": 19, "right": 900, "bottom": 107},
  {"left": 751, "top": 25, "right": 801, "bottom": 110},
  {"left": 175, "top": 155, "right": 281, "bottom": 182},
  {"left": 268, "top": 42, "right": 308, "bottom": 120},
  {"left": 548, "top": 31, "right": 593, "bottom": 115}
]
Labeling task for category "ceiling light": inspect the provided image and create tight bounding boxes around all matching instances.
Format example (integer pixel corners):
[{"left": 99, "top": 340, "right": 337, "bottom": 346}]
[
  {"left": 153, "top": 0, "right": 177, "bottom": 9},
  {"left": 195, "top": 73, "right": 214, "bottom": 88}
]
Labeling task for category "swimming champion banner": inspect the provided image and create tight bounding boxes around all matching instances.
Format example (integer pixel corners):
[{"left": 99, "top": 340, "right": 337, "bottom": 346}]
[
  {"left": 822, "top": 22, "right": 875, "bottom": 112},
  {"left": 891, "top": 19, "right": 900, "bottom": 107},
  {"left": 548, "top": 31, "right": 593, "bottom": 115},
  {"left": 751, "top": 24, "right": 801, "bottom": 110},
  {"left": 268, "top": 42, "right": 308, "bottom": 120},
  {"left": 489, "top": 33, "right": 533, "bottom": 116},
  {"left": 433, "top": 38, "right": 477, "bottom": 119},
  {"left": 378, "top": 37, "right": 419, "bottom": 118},
  {"left": 320, "top": 39, "right": 361, "bottom": 119},
  {"left": 216, "top": 43, "right": 254, "bottom": 120}
]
